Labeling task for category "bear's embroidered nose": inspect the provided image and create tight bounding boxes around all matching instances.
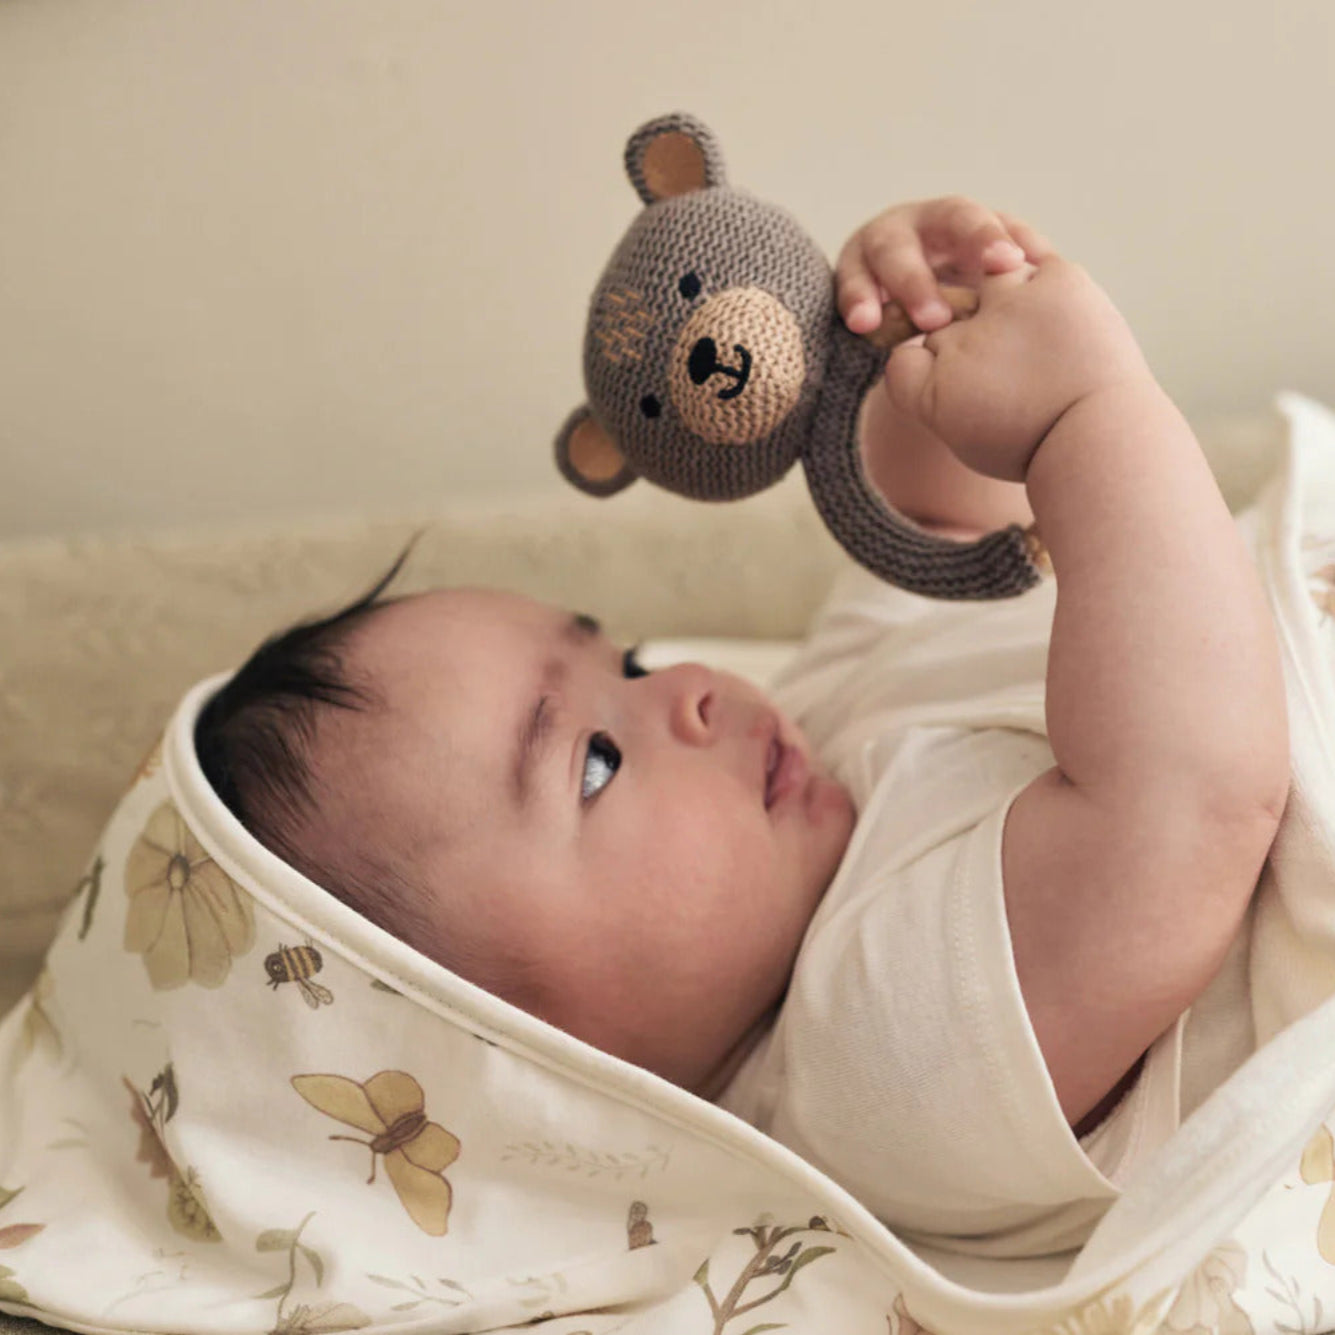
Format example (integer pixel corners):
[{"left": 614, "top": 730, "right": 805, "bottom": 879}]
[{"left": 688, "top": 337, "right": 752, "bottom": 400}]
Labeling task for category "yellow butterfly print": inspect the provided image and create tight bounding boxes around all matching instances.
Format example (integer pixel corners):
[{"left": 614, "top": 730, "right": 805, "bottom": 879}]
[{"left": 291, "top": 1070, "right": 460, "bottom": 1236}]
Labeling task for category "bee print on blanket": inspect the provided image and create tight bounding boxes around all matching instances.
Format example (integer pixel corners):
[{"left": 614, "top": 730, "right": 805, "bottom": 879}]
[
  {"left": 265, "top": 942, "right": 334, "bottom": 1009},
  {"left": 291, "top": 1070, "right": 460, "bottom": 1236}
]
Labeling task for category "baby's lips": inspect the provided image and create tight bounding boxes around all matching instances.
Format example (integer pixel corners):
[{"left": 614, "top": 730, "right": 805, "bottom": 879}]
[
  {"left": 763, "top": 723, "right": 810, "bottom": 811},
  {"left": 762, "top": 726, "right": 781, "bottom": 809}
]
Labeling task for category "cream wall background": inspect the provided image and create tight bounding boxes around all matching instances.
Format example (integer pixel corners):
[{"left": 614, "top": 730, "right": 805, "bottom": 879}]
[{"left": 1, "top": 0, "right": 1332, "bottom": 540}]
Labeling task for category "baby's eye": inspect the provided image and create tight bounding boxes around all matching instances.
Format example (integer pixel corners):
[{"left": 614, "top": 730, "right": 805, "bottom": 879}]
[
  {"left": 582, "top": 732, "right": 621, "bottom": 803},
  {"left": 622, "top": 644, "right": 650, "bottom": 679}
]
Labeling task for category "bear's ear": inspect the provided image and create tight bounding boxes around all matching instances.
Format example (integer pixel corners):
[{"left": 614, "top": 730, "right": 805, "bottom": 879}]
[
  {"left": 555, "top": 406, "right": 638, "bottom": 497},
  {"left": 623, "top": 113, "right": 727, "bottom": 206}
]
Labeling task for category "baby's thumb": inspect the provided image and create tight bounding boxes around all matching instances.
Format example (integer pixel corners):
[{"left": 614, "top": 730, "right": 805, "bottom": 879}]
[{"left": 884, "top": 337, "right": 938, "bottom": 428}]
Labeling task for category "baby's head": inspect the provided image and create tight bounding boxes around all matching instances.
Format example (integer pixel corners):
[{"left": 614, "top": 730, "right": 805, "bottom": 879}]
[{"left": 196, "top": 557, "right": 856, "bottom": 1098}]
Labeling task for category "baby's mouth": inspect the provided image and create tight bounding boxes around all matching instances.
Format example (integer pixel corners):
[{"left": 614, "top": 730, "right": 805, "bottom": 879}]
[
  {"left": 764, "top": 722, "right": 811, "bottom": 811},
  {"left": 764, "top": 734, "right": 782, "bottom": 809}
]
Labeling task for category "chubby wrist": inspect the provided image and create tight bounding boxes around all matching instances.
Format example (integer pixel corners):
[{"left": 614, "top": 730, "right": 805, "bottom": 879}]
[{"left": 1024, "top": 374, "right": 1171, "bottom": 488}]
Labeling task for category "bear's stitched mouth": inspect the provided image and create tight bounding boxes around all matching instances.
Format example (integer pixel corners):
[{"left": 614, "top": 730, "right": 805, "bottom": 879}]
[{"left": 687, "top": 337, "right": 752, "bottom": 400}]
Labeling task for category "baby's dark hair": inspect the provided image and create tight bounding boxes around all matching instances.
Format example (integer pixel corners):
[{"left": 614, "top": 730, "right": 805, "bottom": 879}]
[{"left": 194, "top": 539, "right": 432, "bottom": 946}]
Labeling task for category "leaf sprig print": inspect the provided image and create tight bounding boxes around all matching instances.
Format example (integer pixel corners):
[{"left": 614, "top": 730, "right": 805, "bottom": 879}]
[
  {"left": 501, "top": 1139, "right": 670, "bottom": 1179},
  {"left": 252, "top": 1213, "right": 371, "bottom": 1335},
  {"left": 364, "top": 1272, "right": 470, "bottom": 1312},
  {"left": 694, "top": 1217, "right": 839, "bottom": 1335}
]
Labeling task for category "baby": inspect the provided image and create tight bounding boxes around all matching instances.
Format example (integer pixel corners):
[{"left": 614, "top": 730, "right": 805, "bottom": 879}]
[{"left": 195, "top": 198, "right": 1291, "bottom": 1252}]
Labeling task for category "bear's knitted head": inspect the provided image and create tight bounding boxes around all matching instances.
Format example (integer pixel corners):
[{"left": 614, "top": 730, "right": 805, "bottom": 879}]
[{"left": 555, "top": 114, "right": 832, "bottom": 500}]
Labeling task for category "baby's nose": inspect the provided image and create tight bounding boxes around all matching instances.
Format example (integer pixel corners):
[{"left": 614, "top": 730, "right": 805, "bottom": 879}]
[{"left": 664, "top": 663, "right": 715, "bottom": 743}]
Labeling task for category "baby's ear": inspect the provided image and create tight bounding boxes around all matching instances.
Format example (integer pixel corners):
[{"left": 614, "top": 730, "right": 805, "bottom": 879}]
[
  {"left": 554, "top": 406, "right": 637, "bottom": 496},
  {"left": 623, "top": 112, "right": 727, "bottom": 206}
]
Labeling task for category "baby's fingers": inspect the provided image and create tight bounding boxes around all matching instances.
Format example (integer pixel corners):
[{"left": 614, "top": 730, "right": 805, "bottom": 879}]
[
  {"left": 884, "top": 334, "right": 939, "bottom": 427},
  {"left": 836, "top": 240, "right": 890, "bottom": 334},
  {"left": 917, "top": 197, "right": 1026, "bottom": 277},
  {"left": 996, "top": 211, "right": 1057, "bottom": 262},
  {"left": 856, "top": 226, "right": 954, "bottom": 331}
]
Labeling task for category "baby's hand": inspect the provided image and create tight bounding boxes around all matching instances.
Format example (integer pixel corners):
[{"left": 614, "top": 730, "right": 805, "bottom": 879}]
[
  {"left": 836, "top": 197, "right": 1052, "bottom": 336},
  {"left": 885, "top": 256, "right": 1155, "bottom": 482}
]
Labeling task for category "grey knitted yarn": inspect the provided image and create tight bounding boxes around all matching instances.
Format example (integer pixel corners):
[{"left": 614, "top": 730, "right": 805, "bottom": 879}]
[{"left": 554, "top": 112, "right": 1048, "bottom": 600}]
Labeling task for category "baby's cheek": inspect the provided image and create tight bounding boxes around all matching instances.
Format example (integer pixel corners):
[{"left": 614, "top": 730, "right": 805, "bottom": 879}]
[
  {"left": 722, "top": 815, "right": 804, "bottom": 931},
  {"left": 659, "top": 806, "right": 761, "bottom": 915}
]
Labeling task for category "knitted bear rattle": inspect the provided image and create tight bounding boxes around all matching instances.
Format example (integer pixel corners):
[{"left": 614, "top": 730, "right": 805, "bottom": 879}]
[{"left": 553, "top": 112, "right": 1049, "bottom": 600}]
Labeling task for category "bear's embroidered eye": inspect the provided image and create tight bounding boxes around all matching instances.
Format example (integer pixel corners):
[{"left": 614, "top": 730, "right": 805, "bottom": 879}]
[
  {"left": 678, "top": 273, "right": 702, "bottom": 300},
  {"left": 640, "top": 395, "right": 661, "bottom": 419}
]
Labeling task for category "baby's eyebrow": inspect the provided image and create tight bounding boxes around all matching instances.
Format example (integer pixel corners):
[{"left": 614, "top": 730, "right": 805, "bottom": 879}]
[
  {"left": 510, "top": 612, "right": 603, "bottom": 809},
  {"left": 512, "top": 693, "right": 557, "bottom": 810},
  {"left": 568, "top": 612, "right": 602, "bottom": 641}
]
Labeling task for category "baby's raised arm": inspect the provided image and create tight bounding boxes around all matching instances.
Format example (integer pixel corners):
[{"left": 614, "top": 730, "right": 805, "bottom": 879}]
[{"left": 888, "top": 256, "right": 1290, "bottom": 1130}]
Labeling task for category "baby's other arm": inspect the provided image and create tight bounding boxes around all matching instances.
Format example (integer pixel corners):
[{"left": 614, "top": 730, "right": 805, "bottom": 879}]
[{"left": 887, "top": 256, "right": 1290, "bottom": 1131}]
